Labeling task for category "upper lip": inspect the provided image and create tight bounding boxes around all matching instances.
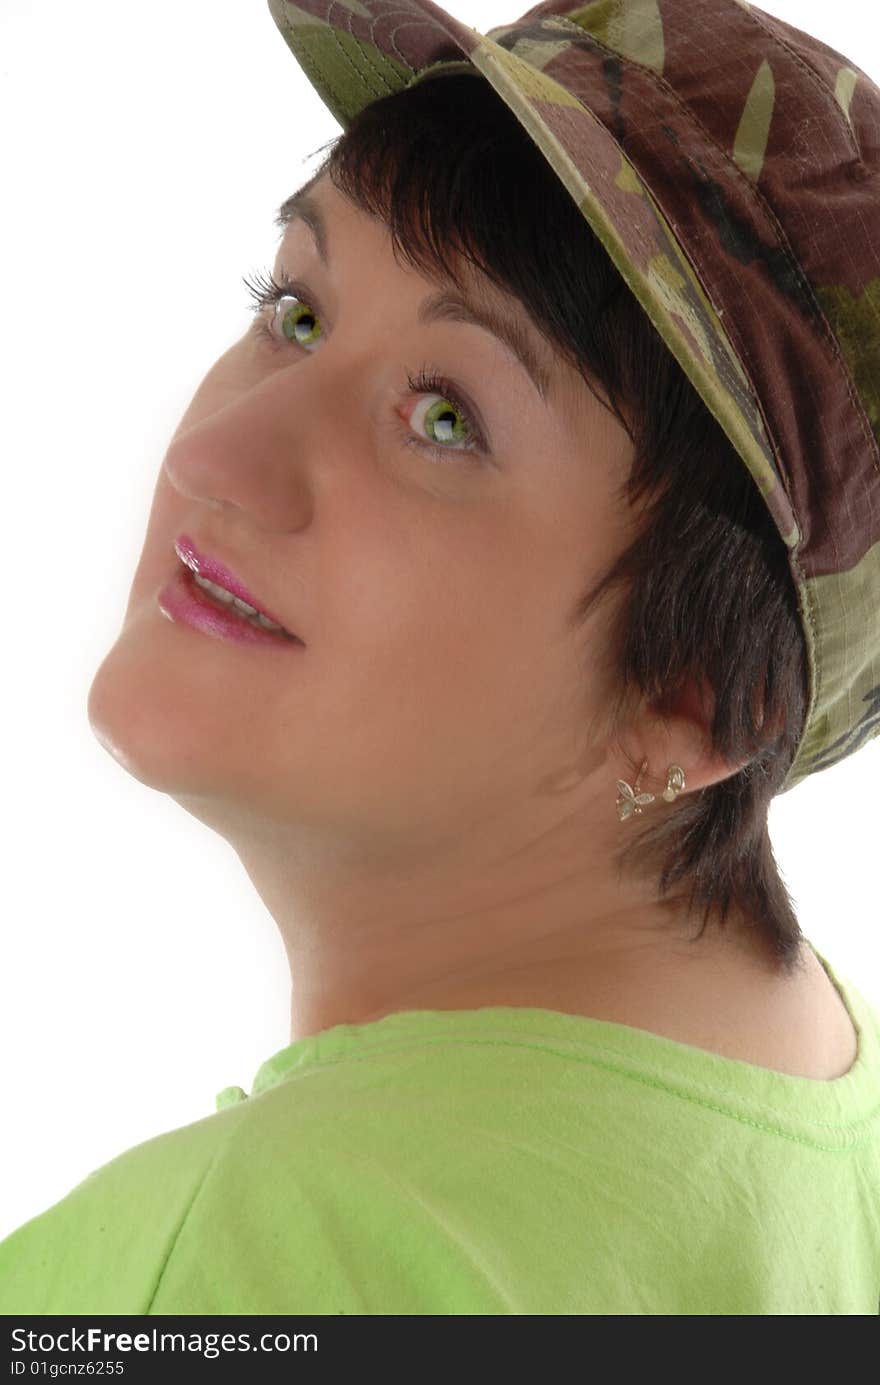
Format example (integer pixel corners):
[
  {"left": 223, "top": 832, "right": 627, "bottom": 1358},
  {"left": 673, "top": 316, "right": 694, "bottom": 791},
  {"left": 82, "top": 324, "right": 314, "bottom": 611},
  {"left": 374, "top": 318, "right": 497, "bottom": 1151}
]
[{"left": 174, "top": 534, "right": 299, "bottom": 638}]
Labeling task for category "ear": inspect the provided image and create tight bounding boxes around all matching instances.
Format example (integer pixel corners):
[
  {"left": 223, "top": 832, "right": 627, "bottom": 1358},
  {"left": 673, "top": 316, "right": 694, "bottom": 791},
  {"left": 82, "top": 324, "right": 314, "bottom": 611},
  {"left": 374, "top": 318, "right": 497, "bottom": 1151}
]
[{"left": 617, "top": 674, "right": 752, "bottom": 799}]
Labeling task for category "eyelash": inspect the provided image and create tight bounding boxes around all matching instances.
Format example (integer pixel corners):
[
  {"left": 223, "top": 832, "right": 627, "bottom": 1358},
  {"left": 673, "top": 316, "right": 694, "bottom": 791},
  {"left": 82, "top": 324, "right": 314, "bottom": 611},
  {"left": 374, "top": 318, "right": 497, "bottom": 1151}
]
[{"left": 240, "top": 267, "right": 487, "bottom": 465}]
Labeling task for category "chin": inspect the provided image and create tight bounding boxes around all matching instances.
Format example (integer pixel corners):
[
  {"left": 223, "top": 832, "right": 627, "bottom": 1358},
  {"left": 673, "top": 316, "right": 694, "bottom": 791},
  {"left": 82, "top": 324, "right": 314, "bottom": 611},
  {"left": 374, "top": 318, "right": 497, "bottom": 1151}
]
[{"left": 86, "top": 625, "right": 213, "bottom": 797}]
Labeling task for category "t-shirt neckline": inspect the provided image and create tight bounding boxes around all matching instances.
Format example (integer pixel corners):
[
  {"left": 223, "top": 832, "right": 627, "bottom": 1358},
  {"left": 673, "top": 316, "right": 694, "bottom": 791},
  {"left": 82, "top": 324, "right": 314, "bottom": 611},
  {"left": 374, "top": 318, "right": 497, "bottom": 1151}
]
[{"left": 216, "top": 945, "right": 879, "bottom": 1139}]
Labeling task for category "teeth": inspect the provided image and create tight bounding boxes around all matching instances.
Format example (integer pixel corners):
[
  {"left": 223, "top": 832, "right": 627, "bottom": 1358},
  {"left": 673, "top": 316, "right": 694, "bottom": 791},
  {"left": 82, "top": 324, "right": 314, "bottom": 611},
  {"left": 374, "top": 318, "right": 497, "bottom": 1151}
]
[
  {"left": 253, "top": 612, "right": 286, "bottom": 632},
  {"left": 233, "top": 596, "right": 258, "bottom": 617},
  {"left": 194, "top": 573, "right": 257, "bottom": 614},
  {"left": 192, "top": 571, "right": 290, "bottom": 635}
]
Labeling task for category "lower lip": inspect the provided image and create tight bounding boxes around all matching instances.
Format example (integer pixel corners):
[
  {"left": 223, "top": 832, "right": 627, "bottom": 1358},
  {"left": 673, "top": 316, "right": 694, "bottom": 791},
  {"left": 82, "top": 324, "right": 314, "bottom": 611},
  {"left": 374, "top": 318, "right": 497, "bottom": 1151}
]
[{"left": 157, "top": 566, "right": 304, "bottom": 649}]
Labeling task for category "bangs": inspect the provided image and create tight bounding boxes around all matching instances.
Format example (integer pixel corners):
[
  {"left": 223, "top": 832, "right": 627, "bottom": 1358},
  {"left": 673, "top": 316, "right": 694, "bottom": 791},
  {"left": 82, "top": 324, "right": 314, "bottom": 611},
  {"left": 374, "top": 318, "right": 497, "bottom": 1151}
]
[{"left": 277, "top": 71, "right": 633, "bottom": 424}]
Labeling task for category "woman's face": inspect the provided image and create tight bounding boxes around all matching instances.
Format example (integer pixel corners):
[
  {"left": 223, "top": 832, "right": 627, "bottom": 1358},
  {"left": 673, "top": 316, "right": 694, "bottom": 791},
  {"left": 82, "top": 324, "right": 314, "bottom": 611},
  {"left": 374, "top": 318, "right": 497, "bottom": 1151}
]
[{"left": 88, "top": 173, "right": 635, "bottom": 860}]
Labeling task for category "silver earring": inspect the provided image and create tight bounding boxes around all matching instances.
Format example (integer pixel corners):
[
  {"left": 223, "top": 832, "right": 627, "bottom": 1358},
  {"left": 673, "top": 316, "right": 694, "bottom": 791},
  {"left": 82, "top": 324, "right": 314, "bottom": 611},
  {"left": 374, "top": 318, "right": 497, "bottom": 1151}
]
[{"left": 616, "top": 759, "right": 686, "bottom": 821}]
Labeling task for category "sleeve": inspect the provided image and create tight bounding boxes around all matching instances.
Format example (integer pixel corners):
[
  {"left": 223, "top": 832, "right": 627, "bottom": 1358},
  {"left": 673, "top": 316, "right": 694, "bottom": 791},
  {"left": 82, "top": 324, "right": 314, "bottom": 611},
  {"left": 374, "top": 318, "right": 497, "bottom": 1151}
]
[{"left": 0, "top": 1120, "right": 224, "bottom": 1315}]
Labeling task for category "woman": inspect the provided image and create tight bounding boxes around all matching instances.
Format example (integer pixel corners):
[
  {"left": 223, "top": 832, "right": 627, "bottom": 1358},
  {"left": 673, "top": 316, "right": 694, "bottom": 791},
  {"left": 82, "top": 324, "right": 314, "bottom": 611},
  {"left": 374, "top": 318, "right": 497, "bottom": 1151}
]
[{"left": 1, "top": 0, "right": 878, "bottom": 1314}]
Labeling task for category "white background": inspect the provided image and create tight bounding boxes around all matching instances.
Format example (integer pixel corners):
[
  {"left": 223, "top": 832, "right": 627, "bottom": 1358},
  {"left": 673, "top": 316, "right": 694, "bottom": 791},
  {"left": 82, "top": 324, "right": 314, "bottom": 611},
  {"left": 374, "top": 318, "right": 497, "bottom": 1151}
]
[{"left": 1, "top": 0, "right": 878, "bottom": 1240}]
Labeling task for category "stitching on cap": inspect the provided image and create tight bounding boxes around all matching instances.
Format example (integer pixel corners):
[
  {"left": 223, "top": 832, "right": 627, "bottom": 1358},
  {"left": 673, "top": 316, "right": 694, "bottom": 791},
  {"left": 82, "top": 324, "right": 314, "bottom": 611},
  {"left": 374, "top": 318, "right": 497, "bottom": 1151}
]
[
  {"left": 739, "top": 5, "right": 861, "bottom": 161},
  {"left": 574, "top": 127, "right": 773, "bottom": 443},
  {"left": 325, "top": 0, "right": 407, "bottom": 99},
  {"left": 542, "top": 22, "right": 802, "bottom": 521},
  {"left": 326, "top": 12, "right": 394, "bottom": 98},
  {"left": 384, "top": 0, "right": 430, "bottom": 68},
  {"left": 547, "top": 14, "right": 880, "bottom": 480},
  {"left": 273, "top": 3, "right": 350, "bottom": 117}
]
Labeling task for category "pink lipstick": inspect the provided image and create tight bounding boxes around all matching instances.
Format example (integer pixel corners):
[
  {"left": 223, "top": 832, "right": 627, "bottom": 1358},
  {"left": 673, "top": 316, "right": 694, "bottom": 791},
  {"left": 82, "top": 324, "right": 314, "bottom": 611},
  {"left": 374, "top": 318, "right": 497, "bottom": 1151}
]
[{"left": 157, "top": 535, "right": 303, "bottom": 649}]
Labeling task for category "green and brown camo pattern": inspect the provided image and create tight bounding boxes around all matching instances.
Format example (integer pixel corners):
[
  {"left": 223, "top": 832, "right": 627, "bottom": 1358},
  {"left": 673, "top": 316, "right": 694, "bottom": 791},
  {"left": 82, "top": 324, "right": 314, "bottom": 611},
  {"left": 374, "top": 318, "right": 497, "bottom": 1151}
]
[{"left": 267, "top": 0, "right": 880, "bottom": 794}]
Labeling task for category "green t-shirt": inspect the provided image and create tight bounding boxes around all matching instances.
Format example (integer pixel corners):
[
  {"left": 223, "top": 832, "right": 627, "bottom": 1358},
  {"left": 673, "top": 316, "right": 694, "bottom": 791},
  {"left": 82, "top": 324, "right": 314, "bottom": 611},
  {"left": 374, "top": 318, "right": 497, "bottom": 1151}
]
[{"left": 1, "top": 946, "right": 878, "bottom": 1315}]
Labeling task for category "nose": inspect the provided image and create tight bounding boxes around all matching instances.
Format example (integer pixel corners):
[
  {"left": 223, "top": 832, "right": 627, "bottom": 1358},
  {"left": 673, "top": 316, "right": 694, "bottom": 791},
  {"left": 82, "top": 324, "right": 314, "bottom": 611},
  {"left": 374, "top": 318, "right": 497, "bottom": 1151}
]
[{"left": 161, "top": 346, "right": 346, "bottom": 532}]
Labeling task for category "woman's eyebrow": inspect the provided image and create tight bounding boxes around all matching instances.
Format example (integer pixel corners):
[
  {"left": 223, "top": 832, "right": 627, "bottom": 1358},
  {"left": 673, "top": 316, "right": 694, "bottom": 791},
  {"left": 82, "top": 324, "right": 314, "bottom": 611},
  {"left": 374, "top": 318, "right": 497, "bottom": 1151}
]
[
  {"left": 417, "top": 290, "right": 552, "bottom": 404},
  {"left": 275, "top": 187, "right": 554, "bottom": 405},
  {"left": 276, "top": 184, "right": 329, "bottom": 263}
]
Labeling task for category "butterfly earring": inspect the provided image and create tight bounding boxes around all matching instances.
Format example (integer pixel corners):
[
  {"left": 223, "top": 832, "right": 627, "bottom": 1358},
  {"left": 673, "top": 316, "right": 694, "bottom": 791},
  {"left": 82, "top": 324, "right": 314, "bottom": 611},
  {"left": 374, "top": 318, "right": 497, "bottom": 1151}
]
[{"left": 616, "top": 760, "right": 686, "bottom": 821}]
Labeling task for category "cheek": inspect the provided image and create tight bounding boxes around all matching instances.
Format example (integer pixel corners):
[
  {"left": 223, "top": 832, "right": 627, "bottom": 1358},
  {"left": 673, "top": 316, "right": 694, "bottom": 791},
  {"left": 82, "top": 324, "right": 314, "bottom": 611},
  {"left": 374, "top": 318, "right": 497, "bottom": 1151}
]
[{"left": 306, "top": 532, "right": 577, "bottom": 802}]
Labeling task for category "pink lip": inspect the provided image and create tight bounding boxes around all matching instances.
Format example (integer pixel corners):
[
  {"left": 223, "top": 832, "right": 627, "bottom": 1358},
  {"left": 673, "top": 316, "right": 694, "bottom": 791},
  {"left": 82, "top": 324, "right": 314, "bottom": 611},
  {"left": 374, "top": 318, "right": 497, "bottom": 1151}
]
[
  {"left": 173, "top": 534, "right": 291, "bottom": 632},
  {"left": 157, "top": 565, "right": 304, "bottom": 648}
]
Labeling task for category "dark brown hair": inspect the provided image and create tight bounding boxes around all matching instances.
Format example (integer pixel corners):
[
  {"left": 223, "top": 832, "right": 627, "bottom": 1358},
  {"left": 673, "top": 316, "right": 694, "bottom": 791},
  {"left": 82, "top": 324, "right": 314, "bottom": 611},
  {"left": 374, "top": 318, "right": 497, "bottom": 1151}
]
[{"left": 282, "top": 71, "right": 809, "bottom": 975}]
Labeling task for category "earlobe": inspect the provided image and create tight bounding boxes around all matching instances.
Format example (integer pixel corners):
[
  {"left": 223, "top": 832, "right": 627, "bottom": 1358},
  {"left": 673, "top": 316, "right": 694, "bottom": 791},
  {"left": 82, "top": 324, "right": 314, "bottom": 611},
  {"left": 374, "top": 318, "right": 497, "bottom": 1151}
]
[{"left": 615, "top": 758, "right": 687, "bottom": 822}]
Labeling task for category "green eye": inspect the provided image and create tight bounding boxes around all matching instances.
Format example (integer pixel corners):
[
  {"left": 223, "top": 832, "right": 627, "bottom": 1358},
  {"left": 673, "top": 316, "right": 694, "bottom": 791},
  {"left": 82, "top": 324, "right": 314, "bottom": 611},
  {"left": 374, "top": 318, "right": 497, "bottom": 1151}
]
[
  {"left": 418, "top": 397, "right": 471, "bottom": 448},
  {"left": 277, "top": 296, "right": 323, "bottom": 348},
  {"left": 242, "top": 267, "right": 488, "bottom": 464},
  {"left": 405, "top": 368, "right": 484, "bottom": 460}
]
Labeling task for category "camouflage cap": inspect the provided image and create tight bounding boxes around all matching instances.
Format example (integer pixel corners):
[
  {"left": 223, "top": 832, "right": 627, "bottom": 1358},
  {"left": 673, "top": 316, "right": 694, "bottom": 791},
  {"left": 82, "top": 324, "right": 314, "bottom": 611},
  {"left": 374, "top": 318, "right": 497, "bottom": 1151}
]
[{"left": 266, "top": 0, "right": 880, "bottom": 795}]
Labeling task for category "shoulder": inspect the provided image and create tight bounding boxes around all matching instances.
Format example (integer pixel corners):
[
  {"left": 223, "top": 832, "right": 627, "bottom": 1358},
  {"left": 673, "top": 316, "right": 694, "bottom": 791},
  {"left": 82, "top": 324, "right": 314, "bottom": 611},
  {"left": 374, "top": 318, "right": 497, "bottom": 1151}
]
[{"left": 0, "top": 1101, "right": 242, "bottom": 1315}]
